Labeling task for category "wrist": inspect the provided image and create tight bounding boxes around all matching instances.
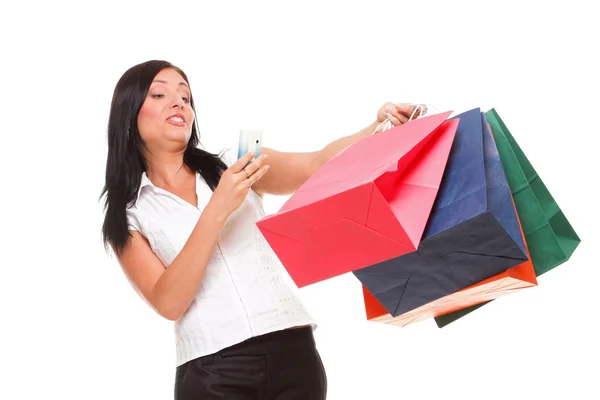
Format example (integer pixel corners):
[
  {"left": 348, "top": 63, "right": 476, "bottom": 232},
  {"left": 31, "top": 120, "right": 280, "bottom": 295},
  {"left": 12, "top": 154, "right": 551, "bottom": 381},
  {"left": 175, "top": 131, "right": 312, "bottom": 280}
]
[
  {"left": 363, "top": 120, "right": 380, "bottom": 137},
  {"left": 203, "top": 199, "right": 229, "bottom": 225}
]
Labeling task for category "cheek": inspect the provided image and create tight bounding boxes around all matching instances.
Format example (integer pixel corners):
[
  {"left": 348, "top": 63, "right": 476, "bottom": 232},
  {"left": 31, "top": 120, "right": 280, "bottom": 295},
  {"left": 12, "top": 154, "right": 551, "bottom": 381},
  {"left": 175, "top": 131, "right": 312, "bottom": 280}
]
[
  {"left": 137, "top": 102, "right": 162, "bottom": 136},
  {"left": 185, "top": 108, "right": 195, "bottom": 127}
]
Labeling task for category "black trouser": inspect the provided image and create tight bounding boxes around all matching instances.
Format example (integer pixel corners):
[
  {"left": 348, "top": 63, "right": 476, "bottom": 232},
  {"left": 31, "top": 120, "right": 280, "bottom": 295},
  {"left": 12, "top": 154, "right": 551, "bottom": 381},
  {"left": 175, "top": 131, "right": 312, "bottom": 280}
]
[{"left": 175, "top": 326, "right": 327, "bottom": 399}]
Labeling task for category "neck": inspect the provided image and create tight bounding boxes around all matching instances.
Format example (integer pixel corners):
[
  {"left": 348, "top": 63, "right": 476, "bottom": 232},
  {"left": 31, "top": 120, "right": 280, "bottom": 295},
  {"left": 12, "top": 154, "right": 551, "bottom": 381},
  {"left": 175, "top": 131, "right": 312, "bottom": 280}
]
[{"left": 144, "top": 151, "right": 191, "bottom": 188}]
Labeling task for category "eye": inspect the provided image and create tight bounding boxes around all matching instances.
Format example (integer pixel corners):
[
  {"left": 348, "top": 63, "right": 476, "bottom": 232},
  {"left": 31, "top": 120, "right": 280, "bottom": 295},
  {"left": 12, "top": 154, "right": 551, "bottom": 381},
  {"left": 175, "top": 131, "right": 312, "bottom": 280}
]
[
  {"left": 182, "top": 96, "right": 190, "bottom": 104},
  {"left": 151, "top": 94, "right": 164, "bottom": 99}
]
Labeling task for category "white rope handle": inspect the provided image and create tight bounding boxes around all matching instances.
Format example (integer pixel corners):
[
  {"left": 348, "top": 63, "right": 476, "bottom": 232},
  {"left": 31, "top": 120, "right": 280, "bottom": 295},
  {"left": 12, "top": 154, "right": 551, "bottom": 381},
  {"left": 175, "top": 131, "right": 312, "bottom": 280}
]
[{"left": 372, "top": 103, "right": 440, "bottom": 135}]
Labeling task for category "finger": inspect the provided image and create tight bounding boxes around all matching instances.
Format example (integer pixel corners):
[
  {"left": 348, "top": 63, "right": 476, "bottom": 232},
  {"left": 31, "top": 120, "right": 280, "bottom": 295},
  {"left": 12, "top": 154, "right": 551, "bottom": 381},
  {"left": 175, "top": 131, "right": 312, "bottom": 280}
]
[
  {"left": 386, "top": 111, "right": 408, "bottom": 126},
  {"left": 230, "top": 151, "right": 256, "bottom": 173},
  {"left": 384, "top": 102, "right": 397, "bottom": 112},
  {"left": 242, "top": 154, "right": 268, "bottom": 175},
  {"left": 397, "top": 104, "right": 427, "bottom": 120},
  {"left": 410, "top": 104, "right": 428, "bottom": 119},
  {"left": 378, "top": 102, "right": 396, "bottom": 121},
  {"left": 385, "top": 112, "right": 402, "bottom": 126},
  {"left": 234, "top": 154, "right": 268, "bottom": 183},
  {"left": 250, "top": 164, "right": 271, "bottom": 185},
  {"left": 236, "top": 167, "right": 252, "bottom": 184},
  {"left": 235, "top": 157, "right": 267, "bottom": 184},
  {"left": 396, "top": 103, "right": 418, "bottom": 118},
  {"left": 242, "top": 164, "right": 270, "bottom": 189}
]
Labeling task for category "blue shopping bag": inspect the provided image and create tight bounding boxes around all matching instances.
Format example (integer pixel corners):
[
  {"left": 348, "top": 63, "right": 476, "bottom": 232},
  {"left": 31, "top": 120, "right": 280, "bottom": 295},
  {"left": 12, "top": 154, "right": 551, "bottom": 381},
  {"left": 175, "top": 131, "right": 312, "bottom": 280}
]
[{"left": 354, "top": 108, "right": 528, "bottom": 318}]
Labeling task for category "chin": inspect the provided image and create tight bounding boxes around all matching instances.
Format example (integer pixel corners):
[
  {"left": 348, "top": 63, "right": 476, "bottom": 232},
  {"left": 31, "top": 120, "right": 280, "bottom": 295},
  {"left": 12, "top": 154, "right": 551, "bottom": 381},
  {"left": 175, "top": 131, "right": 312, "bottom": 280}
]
[{"left": 166, "top": 130, "right": 190, "bottom": 143}]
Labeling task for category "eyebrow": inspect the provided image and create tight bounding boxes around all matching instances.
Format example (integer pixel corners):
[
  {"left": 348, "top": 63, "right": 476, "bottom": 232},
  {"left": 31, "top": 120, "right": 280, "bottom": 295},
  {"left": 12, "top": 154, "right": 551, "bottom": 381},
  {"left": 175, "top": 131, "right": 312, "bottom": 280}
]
[{"left": 152, "top": 79, "right": 189, "bottom": 88}]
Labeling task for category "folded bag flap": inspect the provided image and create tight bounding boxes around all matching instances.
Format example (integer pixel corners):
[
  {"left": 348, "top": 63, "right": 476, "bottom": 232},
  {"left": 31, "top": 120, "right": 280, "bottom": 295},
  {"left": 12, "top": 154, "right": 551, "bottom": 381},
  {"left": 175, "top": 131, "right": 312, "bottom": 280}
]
[{"left": 355, "top": 210, "right": 529, "bottom": 317}]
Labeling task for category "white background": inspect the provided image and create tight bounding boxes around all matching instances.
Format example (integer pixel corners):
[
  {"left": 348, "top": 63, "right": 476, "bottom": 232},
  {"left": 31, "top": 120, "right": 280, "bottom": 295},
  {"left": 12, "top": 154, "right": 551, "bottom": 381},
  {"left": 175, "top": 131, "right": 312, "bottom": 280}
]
[{"left": 2, "top": 1, "right": 599, "bottom": 399}]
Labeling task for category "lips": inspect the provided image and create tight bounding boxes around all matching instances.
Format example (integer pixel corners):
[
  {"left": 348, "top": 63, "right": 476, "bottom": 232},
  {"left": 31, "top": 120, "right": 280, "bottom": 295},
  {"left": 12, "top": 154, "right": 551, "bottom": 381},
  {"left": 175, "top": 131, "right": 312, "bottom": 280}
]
[{"left": 166, "top": 113, "right": 186, "bottom": 126}]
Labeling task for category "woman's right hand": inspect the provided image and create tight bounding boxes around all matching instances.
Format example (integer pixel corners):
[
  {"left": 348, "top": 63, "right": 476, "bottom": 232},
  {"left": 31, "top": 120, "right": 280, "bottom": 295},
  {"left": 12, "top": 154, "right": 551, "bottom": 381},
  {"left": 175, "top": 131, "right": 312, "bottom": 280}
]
[{"left": 209, "top": 152, "right": 270, "bottom": 219}]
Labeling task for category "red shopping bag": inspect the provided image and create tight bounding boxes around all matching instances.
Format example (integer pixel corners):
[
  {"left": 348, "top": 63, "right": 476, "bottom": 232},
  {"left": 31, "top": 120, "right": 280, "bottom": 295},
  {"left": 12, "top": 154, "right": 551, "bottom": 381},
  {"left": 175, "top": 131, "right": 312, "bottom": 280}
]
[{"left": 256, "top": 112, "right": 458, "bottom": 287}]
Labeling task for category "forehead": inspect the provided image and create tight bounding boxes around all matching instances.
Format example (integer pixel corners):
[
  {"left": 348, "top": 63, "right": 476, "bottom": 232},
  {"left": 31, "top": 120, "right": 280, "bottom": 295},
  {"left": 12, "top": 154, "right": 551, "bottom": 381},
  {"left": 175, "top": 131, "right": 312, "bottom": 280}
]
[{"left": 152, "top": 68, "right": 189, "bottom": 88}]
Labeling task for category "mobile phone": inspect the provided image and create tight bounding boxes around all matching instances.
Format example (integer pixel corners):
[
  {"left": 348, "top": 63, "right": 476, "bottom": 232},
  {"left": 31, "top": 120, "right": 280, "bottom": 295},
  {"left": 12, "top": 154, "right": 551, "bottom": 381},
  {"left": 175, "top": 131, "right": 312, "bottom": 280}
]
[{"left": 237, "top": 129, "right": 263, "bottom": 160}]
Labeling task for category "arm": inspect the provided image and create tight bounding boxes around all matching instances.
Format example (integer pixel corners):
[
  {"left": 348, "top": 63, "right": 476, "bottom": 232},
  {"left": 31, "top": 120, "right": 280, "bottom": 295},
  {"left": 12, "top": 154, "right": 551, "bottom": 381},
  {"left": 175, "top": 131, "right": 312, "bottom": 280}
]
[
  {"left": 251, "top": 102, "right": 418, "bottom": 196},
  {"left": 117, "top": 153, "right": 267, "bottom": 321},
  {"left": 117, "top": 202, "right": 228, "bottom": 321},
  {"left": 251, "top": 120, "right": 379, "bottom": 196}
]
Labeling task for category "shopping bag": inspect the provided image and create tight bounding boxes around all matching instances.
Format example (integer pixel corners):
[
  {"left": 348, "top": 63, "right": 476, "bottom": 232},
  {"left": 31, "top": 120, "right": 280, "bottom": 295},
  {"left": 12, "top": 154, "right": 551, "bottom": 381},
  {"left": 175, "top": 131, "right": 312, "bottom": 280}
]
[
  {"left": 353, "top": 108, "right": 529, "bottom": 318},
  {"left": 487, "top": 108, "right": 581, "bottom": 275},
  {"left": 361, "top": 190, "right": 537, "bottom": 327},
  {"left": 256, "top": 111, "right": 458, "bottom": 287},
  {"left": 434, "top": 108, "right": 581, "bottom": 327}
]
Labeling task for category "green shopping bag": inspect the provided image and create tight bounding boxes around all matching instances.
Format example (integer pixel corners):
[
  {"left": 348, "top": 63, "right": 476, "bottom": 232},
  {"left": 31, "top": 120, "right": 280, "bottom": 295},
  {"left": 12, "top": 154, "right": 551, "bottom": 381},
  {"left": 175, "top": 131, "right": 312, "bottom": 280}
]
[{"left": 435, "top": 108, "right": 581, "bottom": 327}]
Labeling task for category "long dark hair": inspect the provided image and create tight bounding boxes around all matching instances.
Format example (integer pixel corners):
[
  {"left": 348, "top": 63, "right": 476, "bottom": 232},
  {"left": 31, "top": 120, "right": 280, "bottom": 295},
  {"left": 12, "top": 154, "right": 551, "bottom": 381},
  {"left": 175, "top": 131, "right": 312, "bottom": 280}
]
[{"left": 100, "top": 60, "right": 227, "bottom": 256}]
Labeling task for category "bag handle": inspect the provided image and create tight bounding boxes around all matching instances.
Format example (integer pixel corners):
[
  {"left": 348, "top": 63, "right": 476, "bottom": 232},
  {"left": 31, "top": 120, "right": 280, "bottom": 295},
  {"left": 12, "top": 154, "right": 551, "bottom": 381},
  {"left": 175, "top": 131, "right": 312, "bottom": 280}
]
[{"left": 372, "top": 103, "right": 440, "bottom": 135}]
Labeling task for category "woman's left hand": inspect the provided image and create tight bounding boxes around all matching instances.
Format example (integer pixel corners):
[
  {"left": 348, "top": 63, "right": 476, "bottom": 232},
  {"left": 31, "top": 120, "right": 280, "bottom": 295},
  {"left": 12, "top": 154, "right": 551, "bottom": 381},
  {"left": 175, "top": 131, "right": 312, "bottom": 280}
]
[{"left": 375, "top": 102, "right": 423, "bottom": 133}]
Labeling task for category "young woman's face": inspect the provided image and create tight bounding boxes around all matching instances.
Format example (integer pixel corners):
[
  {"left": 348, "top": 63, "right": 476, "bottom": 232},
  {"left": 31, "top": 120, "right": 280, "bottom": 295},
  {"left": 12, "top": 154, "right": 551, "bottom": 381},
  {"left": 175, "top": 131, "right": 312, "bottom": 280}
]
[{"left": 137, "top": 68, "right": 195, "bottom": 150}]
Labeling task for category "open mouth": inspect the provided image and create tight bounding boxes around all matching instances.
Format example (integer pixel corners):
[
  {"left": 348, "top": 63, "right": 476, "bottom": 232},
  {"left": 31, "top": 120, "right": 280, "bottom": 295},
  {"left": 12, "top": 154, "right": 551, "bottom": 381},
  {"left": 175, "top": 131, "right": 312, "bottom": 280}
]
[{"left": 167, "top": 115, "right": 186, "bottom": 126}]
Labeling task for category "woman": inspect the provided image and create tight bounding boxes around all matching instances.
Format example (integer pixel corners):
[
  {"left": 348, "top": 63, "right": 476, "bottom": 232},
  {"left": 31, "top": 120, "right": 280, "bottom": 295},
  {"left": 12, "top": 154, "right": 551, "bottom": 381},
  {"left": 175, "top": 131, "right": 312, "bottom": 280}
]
[{"left": 100, "top": 60, "right": 418, "bottom": 399}]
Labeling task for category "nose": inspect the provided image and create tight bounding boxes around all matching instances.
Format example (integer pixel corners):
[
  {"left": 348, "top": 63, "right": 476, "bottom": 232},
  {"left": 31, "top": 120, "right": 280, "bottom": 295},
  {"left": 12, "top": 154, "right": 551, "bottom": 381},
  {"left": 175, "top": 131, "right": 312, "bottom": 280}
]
[{"left": 170, "top": 94, "right": 185, "bottom": 108}]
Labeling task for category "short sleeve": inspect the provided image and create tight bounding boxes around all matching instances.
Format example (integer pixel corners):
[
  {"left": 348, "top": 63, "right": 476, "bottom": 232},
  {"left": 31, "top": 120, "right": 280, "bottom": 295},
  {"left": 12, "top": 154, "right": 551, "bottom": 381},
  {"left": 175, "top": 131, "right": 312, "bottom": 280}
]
[{"left": 126, "top": 208, "right": 141, "bottom": 232}]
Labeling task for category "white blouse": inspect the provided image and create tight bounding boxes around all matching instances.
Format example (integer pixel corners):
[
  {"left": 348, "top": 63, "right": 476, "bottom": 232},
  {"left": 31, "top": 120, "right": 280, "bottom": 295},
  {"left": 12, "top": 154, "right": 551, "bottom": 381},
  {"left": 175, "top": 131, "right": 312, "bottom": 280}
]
[{"left": 126, "top": 151, "right": 317, "bottom": 367}]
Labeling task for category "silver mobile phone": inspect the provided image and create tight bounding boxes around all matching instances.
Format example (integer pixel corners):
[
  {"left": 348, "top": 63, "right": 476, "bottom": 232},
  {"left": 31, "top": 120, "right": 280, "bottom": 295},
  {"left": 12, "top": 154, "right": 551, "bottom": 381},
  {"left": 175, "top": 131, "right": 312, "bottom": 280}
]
[{"left": 237, "top": 129, "right": 263, "bottom": 160}]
